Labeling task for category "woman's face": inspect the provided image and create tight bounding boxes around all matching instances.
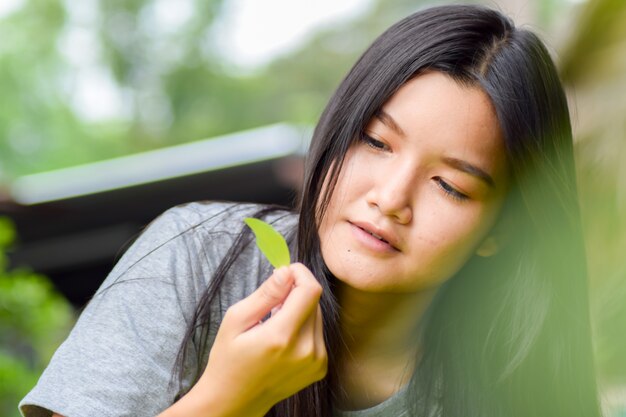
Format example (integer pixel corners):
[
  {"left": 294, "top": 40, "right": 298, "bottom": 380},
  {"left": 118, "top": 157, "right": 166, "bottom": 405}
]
[{"left": 318, "top": 71, "right": 510, "bottom": 293}]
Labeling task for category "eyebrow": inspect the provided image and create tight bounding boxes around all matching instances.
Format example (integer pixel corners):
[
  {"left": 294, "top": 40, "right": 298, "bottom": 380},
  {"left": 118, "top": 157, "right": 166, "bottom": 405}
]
[
  {"left": 375, "top": 110, "right": 406, "bottom": 137},
  {"left": 375, "top": 110, "right": 496, "bottom": 189},
  {"left": 442, "top": 157, "right": 495, "bottom": 188}
]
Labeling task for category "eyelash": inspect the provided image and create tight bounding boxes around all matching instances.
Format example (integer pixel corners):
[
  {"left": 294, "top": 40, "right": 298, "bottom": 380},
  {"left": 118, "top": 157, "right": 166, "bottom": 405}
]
[
  {"left": 434, "top": 177, "right": 469, "bottom": 202},
  {"left": 360, "top": 134, "right": 389, "bottom": 151}
]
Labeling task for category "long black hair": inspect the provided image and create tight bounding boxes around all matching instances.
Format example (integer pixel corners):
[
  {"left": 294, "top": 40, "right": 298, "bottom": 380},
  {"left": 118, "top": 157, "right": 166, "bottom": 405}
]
[{"left": 176, "top": 5, "right": 602, "bottom": 416}]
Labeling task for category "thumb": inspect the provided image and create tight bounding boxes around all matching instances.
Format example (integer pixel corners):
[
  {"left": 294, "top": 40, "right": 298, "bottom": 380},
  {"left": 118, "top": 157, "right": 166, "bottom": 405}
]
[{"left": 228, "top": 267, "right": 294, "bottom": 332}]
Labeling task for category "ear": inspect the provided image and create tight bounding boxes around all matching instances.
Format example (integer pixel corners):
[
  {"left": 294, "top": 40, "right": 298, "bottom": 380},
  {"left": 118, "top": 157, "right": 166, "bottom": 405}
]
[
  {"left": 476, "top": 199, "right": 514, "bottom": 258},
  {"left": 476, "top": 235, "right": 499, "bottom": 257}
]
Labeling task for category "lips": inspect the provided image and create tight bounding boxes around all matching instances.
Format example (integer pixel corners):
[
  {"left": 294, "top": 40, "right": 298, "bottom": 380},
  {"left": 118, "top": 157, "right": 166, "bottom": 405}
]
[
  {"left": 350, "top": 221, "right": 401, "bottom": 251},
  {"left": 365, "top": 230, "right": 387, "bottom": 242}
]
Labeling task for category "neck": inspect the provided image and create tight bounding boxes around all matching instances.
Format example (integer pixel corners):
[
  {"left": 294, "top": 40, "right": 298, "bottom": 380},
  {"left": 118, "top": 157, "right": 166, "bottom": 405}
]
[
  {"left": 337, "top": 282, "right": 438, "bottom": 360},
  {"left": 333, "top": 282, "right": 439, "bottom": 410}
]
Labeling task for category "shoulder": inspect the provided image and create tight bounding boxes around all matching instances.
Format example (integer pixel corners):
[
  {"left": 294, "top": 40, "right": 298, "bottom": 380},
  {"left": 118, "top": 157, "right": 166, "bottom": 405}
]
[
  {"left": 99, "top": 201, "right": 298, "bottom": 311},
  {"left": 102, "top": 201, "right": 295, "bottom": 290},
  {"left": 161, "top": 200, "right": 298, "bottom": 235},
  {"left": 122, "top": 201, "right": 297, "bottom": 260}
]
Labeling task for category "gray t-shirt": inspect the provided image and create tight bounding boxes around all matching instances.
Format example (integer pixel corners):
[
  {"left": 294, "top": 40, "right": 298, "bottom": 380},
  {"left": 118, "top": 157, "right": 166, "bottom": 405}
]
[
  {"left": 19, "top": 201, "right": 410, "bottom": 417},
  {"left": 333, "top": 384, "right": 410, "bottom": 417}
]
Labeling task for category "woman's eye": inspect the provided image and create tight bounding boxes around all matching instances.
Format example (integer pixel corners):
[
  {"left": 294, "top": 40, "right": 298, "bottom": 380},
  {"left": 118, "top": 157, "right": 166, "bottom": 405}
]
[
  {"left": 361, "top": 134, "right": 389, "bottom": 151},
  {"left": 434, "top": 177, "right": 469, "bottom": 202}
]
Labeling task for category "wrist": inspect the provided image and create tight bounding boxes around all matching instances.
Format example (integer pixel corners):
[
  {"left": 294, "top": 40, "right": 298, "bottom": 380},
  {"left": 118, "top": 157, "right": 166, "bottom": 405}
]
[{"left": 159, "top": 380, "right": 270, "bottom": 417}]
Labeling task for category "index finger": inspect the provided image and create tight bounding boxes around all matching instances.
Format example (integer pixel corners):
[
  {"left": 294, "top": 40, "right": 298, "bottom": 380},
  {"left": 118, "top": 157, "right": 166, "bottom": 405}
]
[{"left": 268, "top": 263, "right": 323, "bottom": 333}]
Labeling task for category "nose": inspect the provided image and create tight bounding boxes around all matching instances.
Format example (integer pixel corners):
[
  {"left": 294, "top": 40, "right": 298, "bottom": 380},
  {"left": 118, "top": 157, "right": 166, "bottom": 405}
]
[{"left": 366, "top": 166, "right": 414, "bottom": 224}]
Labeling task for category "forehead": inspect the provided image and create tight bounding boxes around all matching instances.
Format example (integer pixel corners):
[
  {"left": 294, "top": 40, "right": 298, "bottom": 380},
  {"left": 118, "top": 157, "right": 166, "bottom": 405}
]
[{"left": 374, "top": 71, "right": 508, "bottom": 178}]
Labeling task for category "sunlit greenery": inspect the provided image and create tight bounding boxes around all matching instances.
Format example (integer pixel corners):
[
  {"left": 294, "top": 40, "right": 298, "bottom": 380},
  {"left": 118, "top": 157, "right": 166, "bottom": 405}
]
[{"left": 0, "top": 0, "right": 364, "bottom": 179}]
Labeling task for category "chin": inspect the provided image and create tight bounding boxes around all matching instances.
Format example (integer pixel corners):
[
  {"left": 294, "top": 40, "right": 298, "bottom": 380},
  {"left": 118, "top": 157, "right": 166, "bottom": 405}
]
[
  {"left": 332, "top": 265, "right": 448, "bottom": 294},
  {"left": 331, "top": 268, "right": 408, "bottom": 293}
]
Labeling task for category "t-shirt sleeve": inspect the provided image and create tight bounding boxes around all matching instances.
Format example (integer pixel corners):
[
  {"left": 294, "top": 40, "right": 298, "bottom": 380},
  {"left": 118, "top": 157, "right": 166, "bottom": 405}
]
[{"left": 18, "top": 205, "right": 218, "bottom": 417}]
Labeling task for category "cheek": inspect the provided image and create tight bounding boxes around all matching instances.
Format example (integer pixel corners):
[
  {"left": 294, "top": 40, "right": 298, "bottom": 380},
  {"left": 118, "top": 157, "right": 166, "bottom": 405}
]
[
  {"left": 413, "top": 205, "right": 497, "bottom": 275},
  {"left": 317, "top": 157, "right": 353, "bottom": 242},
  {"left": 318, "top": 152, "right": 364, "bottom": 220}
]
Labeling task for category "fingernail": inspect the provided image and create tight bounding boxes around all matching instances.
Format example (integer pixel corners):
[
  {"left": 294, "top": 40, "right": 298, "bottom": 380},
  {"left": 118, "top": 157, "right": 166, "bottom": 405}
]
[{"left": 274, "top": 268, "right": 286, "bottom": 285}]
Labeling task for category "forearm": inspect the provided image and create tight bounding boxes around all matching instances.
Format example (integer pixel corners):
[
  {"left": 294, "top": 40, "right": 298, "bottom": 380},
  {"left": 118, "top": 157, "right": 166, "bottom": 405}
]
[{"left": 50, "top": 385, "right": 268, "bottom": 417}]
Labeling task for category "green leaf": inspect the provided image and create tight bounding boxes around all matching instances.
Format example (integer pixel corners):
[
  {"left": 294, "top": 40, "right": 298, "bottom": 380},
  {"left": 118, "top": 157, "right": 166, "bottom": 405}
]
[{"left": 244, "top": 217, "right": 291, "bottom": 268}]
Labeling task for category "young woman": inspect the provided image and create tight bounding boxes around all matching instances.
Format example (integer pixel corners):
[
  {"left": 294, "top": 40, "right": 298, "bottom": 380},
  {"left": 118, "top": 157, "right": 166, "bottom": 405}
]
[{"left": 20, "top": 4, "right": 602, "bottom": 417}]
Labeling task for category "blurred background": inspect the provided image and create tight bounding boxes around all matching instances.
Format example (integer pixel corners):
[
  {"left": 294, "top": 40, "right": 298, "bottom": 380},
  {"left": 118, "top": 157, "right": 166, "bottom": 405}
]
[{"left": 0, "top": 0, "right": 624, "bottom": 415}]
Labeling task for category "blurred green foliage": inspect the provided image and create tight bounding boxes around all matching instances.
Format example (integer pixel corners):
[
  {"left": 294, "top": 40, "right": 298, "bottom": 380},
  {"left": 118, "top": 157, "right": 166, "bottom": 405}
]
[
  {"left": 0, "top": 0, "right": 366, "bottom": 179},
  {"left": 0, "top": 218, "right": 74, "bottom": 417},
  {"left": 559, "top": 0, "right": 626, "bottom": 390}
]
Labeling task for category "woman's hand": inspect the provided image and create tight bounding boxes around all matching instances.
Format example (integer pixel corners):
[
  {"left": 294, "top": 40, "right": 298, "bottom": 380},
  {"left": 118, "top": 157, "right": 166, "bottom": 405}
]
[{"left": 164, "top": 263, "right": 327, "bottom": 417}]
